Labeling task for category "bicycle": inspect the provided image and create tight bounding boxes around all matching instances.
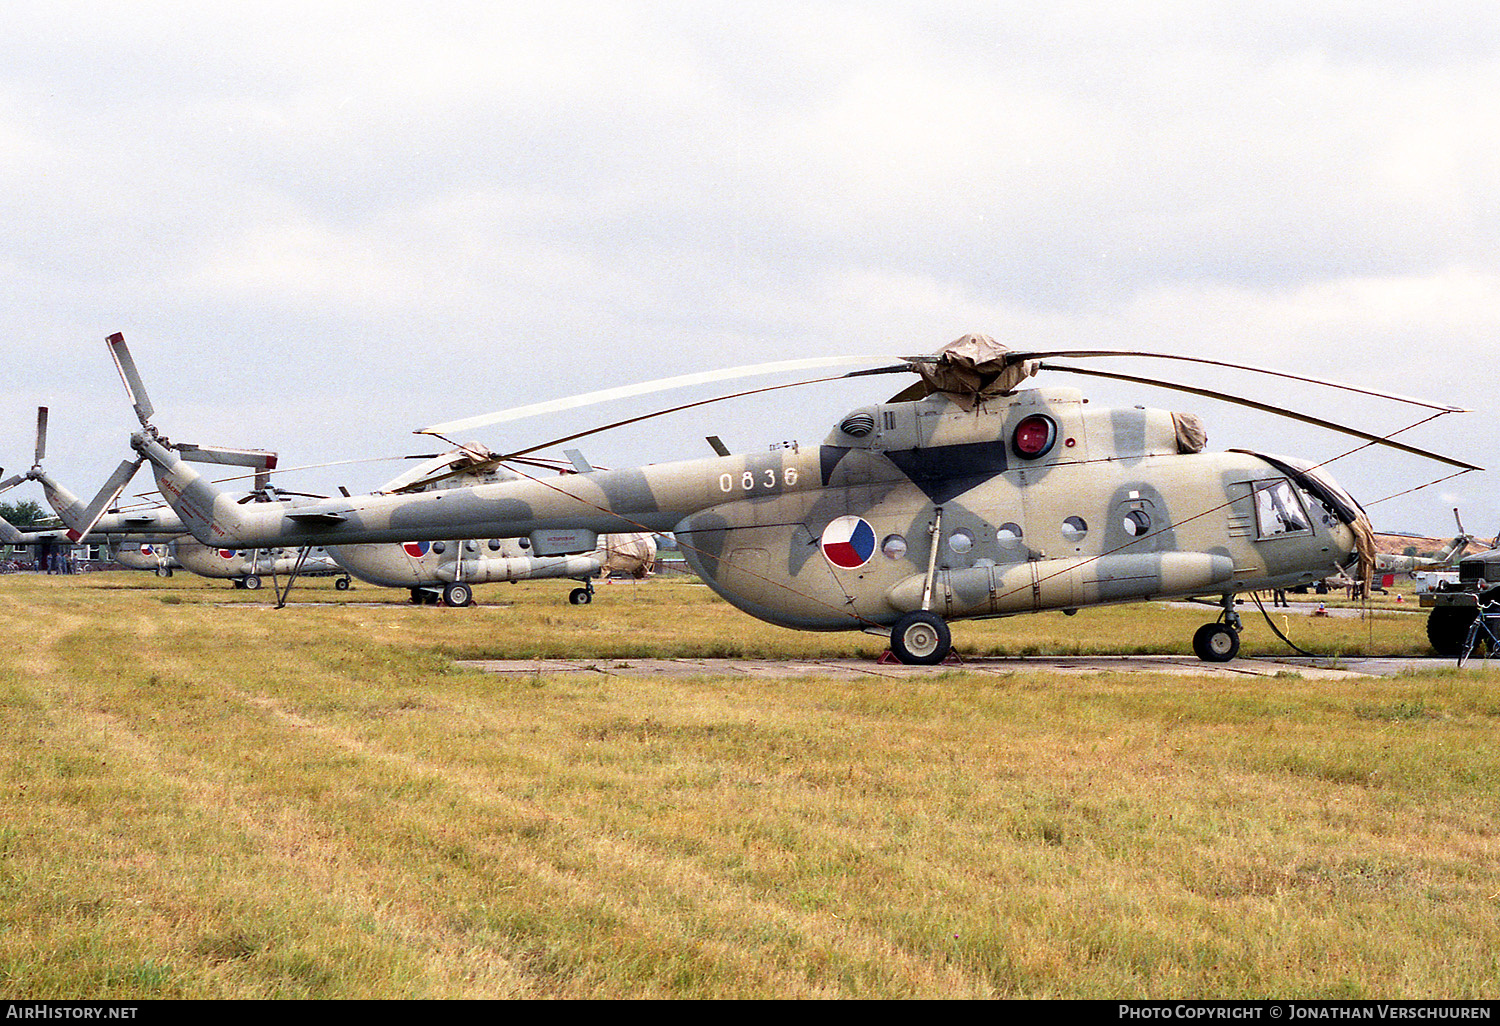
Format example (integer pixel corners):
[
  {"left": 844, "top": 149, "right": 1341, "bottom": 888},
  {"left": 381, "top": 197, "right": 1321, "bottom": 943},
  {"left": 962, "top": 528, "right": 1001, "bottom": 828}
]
[{"left": 1457, "top": 599, "right": 1500, "bottom": 668}]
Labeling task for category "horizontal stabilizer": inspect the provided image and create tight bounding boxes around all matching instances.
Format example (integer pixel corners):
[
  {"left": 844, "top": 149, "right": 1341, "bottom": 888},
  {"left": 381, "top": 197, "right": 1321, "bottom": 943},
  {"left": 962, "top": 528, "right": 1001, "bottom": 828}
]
[{"left": 285, "top": 510, "right": 350, "bottom": 525}]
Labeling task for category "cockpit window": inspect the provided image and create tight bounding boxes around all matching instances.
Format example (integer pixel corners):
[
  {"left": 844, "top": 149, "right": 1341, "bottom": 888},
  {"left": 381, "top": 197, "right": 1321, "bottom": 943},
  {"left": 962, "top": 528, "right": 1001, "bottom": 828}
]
[{"left": 1252, "top": 479, "right": 1311, "bottom": 538}]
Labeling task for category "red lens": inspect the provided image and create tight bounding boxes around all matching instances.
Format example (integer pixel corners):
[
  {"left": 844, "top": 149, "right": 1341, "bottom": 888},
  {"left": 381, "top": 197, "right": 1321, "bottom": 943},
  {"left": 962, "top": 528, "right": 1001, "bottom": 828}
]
[{"left": 1013, "top": 415, "right": 1055, "bottom": 458}]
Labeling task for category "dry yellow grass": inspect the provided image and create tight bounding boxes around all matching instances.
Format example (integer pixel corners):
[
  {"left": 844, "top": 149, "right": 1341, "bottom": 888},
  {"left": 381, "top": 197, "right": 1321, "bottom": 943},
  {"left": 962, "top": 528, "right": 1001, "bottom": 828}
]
[{"left": 2, "top": 572, "right": 1497, "bottom": 998}]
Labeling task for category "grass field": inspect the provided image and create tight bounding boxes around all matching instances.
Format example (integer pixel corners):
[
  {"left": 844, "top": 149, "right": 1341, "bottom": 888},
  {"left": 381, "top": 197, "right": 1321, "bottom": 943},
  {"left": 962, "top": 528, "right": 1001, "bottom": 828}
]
[{"left": 2, "top": 572, "right": 1498, "bottom": 998}]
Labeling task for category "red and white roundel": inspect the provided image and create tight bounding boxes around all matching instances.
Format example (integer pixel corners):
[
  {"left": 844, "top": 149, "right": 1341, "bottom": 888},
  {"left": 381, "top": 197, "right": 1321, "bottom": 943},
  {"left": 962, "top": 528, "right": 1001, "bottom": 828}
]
[
  {"left": 820, "top": 515, "right": 877, "bottom": 569},
  {"left": 402, "top": 541, "right": 430, "bottom": 558},
  {"left": 218, "top": 549, "right": 236, "bottom": 559}
]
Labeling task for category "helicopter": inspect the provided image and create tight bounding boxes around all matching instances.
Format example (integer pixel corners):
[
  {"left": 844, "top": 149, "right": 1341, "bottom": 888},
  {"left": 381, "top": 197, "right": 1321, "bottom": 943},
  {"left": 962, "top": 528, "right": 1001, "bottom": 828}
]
[
  {"left": 1373, "top": 509, "right": 1478, "bottom": 575},
  {"left": 329, "top": 531, "right": 655, "bottom": 607},
  {"left": 105, "top": 331, "right": 1477, "bottom": 664}
]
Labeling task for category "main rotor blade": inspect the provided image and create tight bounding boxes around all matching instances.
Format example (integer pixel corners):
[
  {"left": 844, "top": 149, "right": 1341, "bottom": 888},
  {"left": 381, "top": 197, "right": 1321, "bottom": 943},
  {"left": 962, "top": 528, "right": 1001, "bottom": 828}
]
[
  {"left": 107, "top": 332, "right": 156, "bottom": 427},
  {"left": 71, "top": 457, "right": 144, "bottom": 542},
  {"left": 34, "top": 407, "right": 48, "bottom": 464},
  {"left": 1013, "top": 349, "right": 1465, "bottom": 413},
  {"left": 417, "top": 354, "right": 904, "bottom": 437},
  {"left": 1039, "top": 362, "right": 1481, "bottom": 471},
  {"left": 0, "top": 472, "right": 25, "bottom": 494},
  {"left": 494, "top": 371, "right": 872, "bottom": 462}
]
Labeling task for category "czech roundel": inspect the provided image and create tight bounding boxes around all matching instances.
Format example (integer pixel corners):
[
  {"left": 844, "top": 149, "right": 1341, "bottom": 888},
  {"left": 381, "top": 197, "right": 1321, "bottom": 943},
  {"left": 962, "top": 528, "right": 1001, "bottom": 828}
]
[
  {"left": 820, "top": 516, "right": 876, "bottom": 569},
  {"left": 403, "top": 541, "right": 430, "bottom": 558},
  {"left": 218, "top": 549, "right": 235, "bottom": 559}
]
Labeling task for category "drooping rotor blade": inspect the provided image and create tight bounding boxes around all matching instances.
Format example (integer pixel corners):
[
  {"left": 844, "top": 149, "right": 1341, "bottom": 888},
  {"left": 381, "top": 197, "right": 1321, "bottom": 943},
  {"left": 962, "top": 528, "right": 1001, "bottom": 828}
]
[
  {"left": 70, "top": 457, "right": 144, "bottom": 542},
  {"left": 0, "top": 471, "right": 25, "bottom": 494},
  {"left": 107, "top": 332, "right": 156, "bottom": 427},
  {"left": 1011, "top": 349, "right": 1465, "bottom": 413},
  {"left": 417, "top": 354, "right": 905, "bottom": 437},
  {"left": 1038, "top": 362, "right": 1481, "bottom": 471},
  {"left": 34, "top": 407, "right": 48, "bottom": 465},
  {"left": 492, "top": 370, "right": 882, "bottom": 462}
]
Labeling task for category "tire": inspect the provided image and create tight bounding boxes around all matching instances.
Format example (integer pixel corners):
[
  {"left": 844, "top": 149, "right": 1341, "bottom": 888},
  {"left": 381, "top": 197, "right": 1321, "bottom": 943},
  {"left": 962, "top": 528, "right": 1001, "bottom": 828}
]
[
  {"left": 569, "top": 587, "right": 592, "bottom": 605},
  {"left": 1427, "top": 606, "right": 1477, "bottom": 656},
  {"left": 1192, "top": 622, "right": 1240, "bottom": 663},
  {"left": 243, "top": 575, "right": 262, "bottom": 591},
  {"left": 890, "top": 611, "right": 952, "bottom": 665},
  {"left": 1458, "top": 620, "right": 1488, "bottom": 668},
  {"left": 335, "top": 577, "right": 351, "bottom": 591},
  {"left": 442, "top": 583, "right": 473, "bottom": 607}
]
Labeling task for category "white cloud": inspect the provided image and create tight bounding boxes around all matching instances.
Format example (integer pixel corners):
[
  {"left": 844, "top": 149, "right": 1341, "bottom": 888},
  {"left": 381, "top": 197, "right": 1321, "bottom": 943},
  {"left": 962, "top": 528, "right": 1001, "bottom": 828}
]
[{"left": 2, "top": 1, "right": 1498, "bottom": 532}]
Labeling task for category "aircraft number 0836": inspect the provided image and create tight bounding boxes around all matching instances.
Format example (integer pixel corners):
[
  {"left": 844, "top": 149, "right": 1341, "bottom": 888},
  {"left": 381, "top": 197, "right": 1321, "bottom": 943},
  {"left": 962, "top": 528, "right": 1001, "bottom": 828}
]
[{"left": 719, "top": 467, "right": 798, "bottom": 493}]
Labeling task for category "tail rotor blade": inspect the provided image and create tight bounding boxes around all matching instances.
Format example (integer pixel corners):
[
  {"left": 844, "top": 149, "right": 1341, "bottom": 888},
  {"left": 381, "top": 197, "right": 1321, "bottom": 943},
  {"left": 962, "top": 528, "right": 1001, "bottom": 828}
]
[
  {"left": 0, "top": 515, "right": 24, "bottom": 545},
  {"left": 70, "top": 457, "right": 143, "bottom": 542},
  {"left": 34, "top": 407, "right": 48, "bottom": 465},
  {"left": 0, "top": 472, "right": 25, "bottom": 494},
  {"left": 107, "top": 332, "right": 156, "bottom": 427},
  {"left": 177, "top": 444, "right": 279, "bottom": 470}
]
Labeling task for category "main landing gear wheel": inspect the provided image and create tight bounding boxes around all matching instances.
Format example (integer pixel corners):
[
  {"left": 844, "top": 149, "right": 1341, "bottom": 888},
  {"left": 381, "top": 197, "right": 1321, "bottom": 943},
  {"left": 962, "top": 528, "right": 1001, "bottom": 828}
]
[
  {"left": 569, "top": 587, "right": 593, "bottom": 605},
  {"left": 442, "top": 582, "right": 474, "bottom": 607},
  {"left": 890, "top": 611, "right": 952, "bottom": 665},
  {"left": 334, "top": 576, "right": 351, "bottom": 591},
  {"left": 243, "top": 575, "right": 262, "bottom": 591},
  {"left": 1192, "top": 622, "right": 1240, "bottom": 662}
]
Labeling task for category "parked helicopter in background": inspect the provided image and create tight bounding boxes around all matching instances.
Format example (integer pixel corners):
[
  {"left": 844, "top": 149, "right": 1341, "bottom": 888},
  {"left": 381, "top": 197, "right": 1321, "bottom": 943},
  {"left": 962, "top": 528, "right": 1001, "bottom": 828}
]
[
  {"left": 312, "top": 437, "right": 656, "bottom": 605},
  {"left": 331, "top": 531, "right": 655, "bottom": 607},
  {"left": 107, "top": 332, "right": 1477, "bottom": 664},
  {"left": 1374, "top": 509, "right": 1480, "bottom": 575}
]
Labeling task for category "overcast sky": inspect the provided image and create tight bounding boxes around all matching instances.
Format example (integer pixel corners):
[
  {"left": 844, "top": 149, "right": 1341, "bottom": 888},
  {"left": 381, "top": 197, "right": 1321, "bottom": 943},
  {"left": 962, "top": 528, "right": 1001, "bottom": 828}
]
[{"left": 2, "top": 1, "right": 1497, "bottom": 538}]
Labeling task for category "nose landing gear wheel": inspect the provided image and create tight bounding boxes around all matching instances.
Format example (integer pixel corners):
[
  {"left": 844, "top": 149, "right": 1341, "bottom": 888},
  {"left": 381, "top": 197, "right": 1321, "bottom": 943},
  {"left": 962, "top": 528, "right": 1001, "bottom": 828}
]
[
  {"left": 890, "top": 611, "right": 952, "bottom": 665},
  {"left": 1192, "top": 622, "right": 1240, "bottom": 662},
  {"left": 569, "top": 587, "right": 593, "bottom": 605}
]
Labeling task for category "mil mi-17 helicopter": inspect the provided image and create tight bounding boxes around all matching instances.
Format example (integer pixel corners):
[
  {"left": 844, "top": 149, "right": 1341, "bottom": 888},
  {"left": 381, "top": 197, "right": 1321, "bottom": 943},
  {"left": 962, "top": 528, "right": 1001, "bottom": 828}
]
[{"left": 102, "top": 332, "right": 1476, "bottom": 664}]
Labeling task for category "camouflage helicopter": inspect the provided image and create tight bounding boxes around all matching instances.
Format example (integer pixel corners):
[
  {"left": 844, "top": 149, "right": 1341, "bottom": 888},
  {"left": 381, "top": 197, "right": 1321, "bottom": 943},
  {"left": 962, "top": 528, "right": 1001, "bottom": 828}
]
[
  {"left": 316, "top": 441, "right": 658, "bottom": 606},
  {"left": 107, "top": 332, "right": 1476, "bottom": 664},
  {"left": 331, "top": 532, "right": 655, "bottom": 607}
]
